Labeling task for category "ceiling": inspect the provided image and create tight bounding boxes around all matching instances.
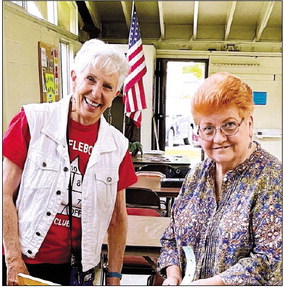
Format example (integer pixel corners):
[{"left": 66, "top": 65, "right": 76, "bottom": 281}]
[{"left": 77, "top": 1, "right": 282, "bottom": 53}]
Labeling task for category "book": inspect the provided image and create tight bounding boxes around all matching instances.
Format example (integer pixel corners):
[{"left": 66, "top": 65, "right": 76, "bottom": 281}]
[{"left": 17, "top": 273, "right": 61, "bottom": 286}]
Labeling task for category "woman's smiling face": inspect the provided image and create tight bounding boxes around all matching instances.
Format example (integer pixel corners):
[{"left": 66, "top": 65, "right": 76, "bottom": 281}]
[
  {"left": 70, "top": 64, "right": 119, "bottom": 125},
  {"left": 198, "top": 107, "right": 253, "bottom": 171}
]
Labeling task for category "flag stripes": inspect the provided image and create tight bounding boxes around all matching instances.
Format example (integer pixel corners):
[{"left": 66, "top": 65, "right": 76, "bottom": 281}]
[{"left": 123, "top": 5, "right": 147, "bottom": 127}]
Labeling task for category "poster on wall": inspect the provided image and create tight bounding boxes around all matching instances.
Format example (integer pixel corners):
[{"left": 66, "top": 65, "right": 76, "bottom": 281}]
[{"left": 38, "top": 42, "right": 60, "bottom": 103}]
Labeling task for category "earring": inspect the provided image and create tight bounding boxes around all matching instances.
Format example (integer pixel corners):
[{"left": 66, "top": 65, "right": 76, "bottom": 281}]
[
  {"left": 71, "top": 95, "right": 76, "bottom": 104},
  {"left": 70, "top": 95, "right": 76, "bottom": 112},
  {"left": 248, "top": 135, "right": 253, "bottom": 149},
  {"left": 107, "top": 108, "right": 112, "bottom": 125}
]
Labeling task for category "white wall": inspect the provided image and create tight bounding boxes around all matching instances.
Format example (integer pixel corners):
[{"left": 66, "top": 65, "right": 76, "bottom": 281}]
[
  {"left": 3, "top": 2, "right": 81, "bottom": 131},
  {"left": 209, "top": 55, "right": 282, "bottom": 159}
]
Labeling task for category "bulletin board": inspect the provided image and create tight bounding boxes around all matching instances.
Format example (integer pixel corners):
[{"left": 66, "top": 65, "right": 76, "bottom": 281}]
[{"left": 38, "top": 42, "right": 60, "bottom": 103}]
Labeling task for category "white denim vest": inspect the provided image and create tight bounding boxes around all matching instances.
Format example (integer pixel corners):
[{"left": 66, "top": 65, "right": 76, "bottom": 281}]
[{"left": 16, "top": 95, "right": 128, "bottom": 271}]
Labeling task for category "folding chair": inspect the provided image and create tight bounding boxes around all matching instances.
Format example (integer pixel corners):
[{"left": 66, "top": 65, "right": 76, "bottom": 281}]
[
  {"left": 132, "top": 171, "right": 165, "bottom": 191},
  {"left": 126, "top": 187, "right": 166, "bottom": 216},
  {"left": 132, "top": 172, "right": 168, "bottom": 213}
]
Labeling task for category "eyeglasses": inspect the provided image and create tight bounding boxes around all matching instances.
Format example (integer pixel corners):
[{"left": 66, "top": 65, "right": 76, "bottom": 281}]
[{"left": 198, "top": 118, "right": 245, "bottom": 141}]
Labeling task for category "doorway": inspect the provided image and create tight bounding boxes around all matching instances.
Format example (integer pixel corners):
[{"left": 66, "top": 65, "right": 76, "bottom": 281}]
[{"left": 153, "top": 59, "right": 208, "bottom": 151}]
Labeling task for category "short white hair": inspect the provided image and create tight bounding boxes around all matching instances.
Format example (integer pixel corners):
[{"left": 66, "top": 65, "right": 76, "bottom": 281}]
[{"left": 73, "top": 39, "right": 129, "bottom": 91}]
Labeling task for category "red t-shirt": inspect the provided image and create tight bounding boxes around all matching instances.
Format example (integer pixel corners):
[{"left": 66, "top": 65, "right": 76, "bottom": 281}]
[{"left": 3, "top": 109, "right": 137, "bottom": 264}]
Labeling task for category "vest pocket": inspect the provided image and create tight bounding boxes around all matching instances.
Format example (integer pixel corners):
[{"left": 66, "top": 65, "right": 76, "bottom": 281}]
[
  {"left": 24, "top": 154, "right": 60, "bottom": 190},
  {"left": 95, "top": 170, "right": 118, "bottom": 208}
]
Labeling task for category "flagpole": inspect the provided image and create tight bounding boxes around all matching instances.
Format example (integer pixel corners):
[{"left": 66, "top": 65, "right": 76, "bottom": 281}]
[{"left": 131, "top": 1, "right": 134, "bottom": 18}]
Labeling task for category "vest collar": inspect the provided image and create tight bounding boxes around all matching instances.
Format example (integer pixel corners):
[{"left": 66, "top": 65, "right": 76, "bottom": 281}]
[
  {"left": 41, "top": 95, "right": 71, "bottom": 145},
  {"left": 41, "top": 95, "right": 117, "bottom": 153},
  {"left": 95, "top": 116, "right": 117, "bottom": 153}
]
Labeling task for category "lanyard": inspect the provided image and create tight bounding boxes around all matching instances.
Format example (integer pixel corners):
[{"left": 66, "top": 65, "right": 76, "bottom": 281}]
[{"left": 68, "top": 178, "right": 73, "bottom": 230}]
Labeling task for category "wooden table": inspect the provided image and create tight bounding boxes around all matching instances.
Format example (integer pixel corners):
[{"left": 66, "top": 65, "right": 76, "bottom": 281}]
[
  {"left": 104, "top": 215, "right": 170, "bottom": 256},
  {"left": 123, "top": 215, "right": 170, "bottom": 258}
]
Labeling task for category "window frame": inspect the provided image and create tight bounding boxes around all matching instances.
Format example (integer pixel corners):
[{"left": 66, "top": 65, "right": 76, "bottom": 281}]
[{"left": 59, "top": 39, "right": 72, "bottom": 97}]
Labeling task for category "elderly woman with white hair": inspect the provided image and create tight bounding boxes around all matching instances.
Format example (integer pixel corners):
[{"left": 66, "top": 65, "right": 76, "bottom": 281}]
[{"left": 3, "top": 39, "right": 137, "bottom": 285}]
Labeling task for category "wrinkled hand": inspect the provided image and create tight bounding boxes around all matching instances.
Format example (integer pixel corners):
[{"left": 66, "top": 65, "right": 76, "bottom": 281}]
[
  {"left": 162, "top": 276, "right": 181, "bottom": 285},
  {"left": 106, "top": 277, "right": 121, "bottom": 286},
  {"left": 6, "top": 258, "right": 29, "bottom": 286}
]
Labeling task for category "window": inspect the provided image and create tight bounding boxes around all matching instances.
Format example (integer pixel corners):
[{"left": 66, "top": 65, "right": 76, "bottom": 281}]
[
  {"left": 10, "top": 1, "right": 24, "bottom": 7},
  {"left": 26, "top": 1, "right": 44, "bottom": 20},
  {"left": 57, "top": 1, "right": 78, "bottom": 35},
  {"left": 10, "top": 1, "right": 78, "bottom": 35},
  {"left": 47, "top": 1, "right": 58, "bottom": 26},
  {"left": 11, "top": 1, "right": 56, "bottom": 24},
  {"left": 60, "top": 40, "right": 71, "bottom": 97}
]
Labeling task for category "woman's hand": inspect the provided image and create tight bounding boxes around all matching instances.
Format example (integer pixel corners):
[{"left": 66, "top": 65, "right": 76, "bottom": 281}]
[
  {"left": 162, "top": 275, "right": 181, "bottom": 285},
  {"left": 6, "top": 257, "right": 29, "bottom": 286},
  {"left": 106, "top": 277, "right": 121, "bottom": 286},
  {"left": 163, "top": 265, "right": 182, "bottom": 285}
]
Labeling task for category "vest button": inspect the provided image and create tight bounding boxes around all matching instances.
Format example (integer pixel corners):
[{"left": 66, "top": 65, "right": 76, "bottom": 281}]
[
  {"left": 42, "top": 162, "right": 47, "bottom": 167},
  {"left": 27, "top": 250, "right": 32, "bottom": 254},
  {"left": 107, "top": 177, "right": 112, "bottom": 182},
  {"left": 63, "top": 167, "right": 69, "bottom": 172},
  {"left": 46, "top": 211, "right": 51, "bottom": 216},
  {"left": 56, "top": 190, "right": 61, "bottom": 195},
  {"left": 36, "top": 232, "right": 41, "bottom": 236}
]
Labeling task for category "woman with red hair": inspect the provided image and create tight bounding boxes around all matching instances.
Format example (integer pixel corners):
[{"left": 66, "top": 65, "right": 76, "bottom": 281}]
[{"left": 158, "top": 72, "right": 282, "bottom": 285}]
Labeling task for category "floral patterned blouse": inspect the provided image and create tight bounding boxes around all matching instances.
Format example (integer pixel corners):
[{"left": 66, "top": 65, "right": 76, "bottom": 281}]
[{"left": 158, "top": 143, "right": 282, "bottom": 285}]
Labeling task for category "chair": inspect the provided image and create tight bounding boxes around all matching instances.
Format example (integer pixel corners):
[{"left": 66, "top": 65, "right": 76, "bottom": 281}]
[
  {"left": 138, "top": 164, "right": 190, "bottom": 178},
  {"left": 135, "top": 170, "right": 166, "bottom": 178},
  {"left": 174, "top": 166, "right": 191, "bottom": 178},
  {"left": 126, "top": 187, "right": 165, "bottom": 216},
  {"left": 137, "top": 164, "right": 175, "bottom": 178},
  {"left": 131, "top": 172, "right": 168, "bottom": 214},
  {"left": 132, "top": 171, "right": 165, "bottom": 190},
  {"left": 147, "top": 274, "right": 165, "bottom": 285},
  {"left": 126, "top": 207, "right": 161, "bottom": 217}
]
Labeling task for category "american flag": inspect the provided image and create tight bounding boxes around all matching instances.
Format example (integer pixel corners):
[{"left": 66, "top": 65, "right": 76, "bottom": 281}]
[{"left": 123, "top": 4, "right": 147, "bottom": 127}]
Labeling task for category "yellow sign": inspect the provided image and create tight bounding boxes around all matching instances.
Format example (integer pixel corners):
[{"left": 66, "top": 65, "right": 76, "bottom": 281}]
[{"left": 45, "top": 73, "right": 55, "bottom": 103}]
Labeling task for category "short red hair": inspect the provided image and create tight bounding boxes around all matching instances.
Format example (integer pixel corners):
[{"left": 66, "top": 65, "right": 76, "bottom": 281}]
[{"left": 191, "top": 72, "right": 254, "bottom": 125}]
